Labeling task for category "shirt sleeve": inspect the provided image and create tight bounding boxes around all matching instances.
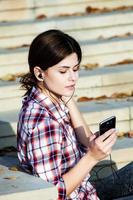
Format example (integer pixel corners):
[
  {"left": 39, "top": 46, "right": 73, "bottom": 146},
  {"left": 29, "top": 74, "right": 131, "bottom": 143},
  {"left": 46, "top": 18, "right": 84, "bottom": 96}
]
[
  {"left": 78, "top": 143, "right": 88, "bottom": 154},
  {"left": 27, "top": 117, "right": 66, "bottom": 200}
]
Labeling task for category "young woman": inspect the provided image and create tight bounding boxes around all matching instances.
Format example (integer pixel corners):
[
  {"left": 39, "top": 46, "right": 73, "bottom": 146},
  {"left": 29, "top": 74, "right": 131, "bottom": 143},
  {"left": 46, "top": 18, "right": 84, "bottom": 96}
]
[{"left": 17, "top": 29, "right": 133, "bottom": 200}]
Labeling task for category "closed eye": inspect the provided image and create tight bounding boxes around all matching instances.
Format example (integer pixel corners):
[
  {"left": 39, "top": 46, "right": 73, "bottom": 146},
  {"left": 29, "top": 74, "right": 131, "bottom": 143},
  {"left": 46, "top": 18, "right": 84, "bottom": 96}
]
[
  {"left": 73, "top": 65, "right": 80, "bottom": 71},
  {"left": 58, "top": 64, "right": 80, "bottom": 74},
  {"left": 59, "top": 71, "right": 67, "bottom": 74}
]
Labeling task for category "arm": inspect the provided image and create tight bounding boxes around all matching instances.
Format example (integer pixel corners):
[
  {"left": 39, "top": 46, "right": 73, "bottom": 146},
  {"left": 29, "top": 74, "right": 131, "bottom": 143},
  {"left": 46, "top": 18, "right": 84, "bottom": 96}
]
[
  {"left": 27, "top": 118, "right": 67, "bottom": 199},
  {"left": 63, "top": 129, "right": 117, "bottom": 196},
  {"left": 63, "top": 97, "right": 92, "bottom": 147},
  {"left": 63, "top": 150, "right": 97, "bottom": 196},
  {"left": 27, "top": 115, "right": 117, "bottom": 198}
]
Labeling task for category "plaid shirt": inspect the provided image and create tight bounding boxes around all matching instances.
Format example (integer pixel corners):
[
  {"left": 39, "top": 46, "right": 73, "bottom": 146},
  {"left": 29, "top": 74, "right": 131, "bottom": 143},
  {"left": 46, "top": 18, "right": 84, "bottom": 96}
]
[{"left": 17, "top": 87, "right": 99, "bottom": 200}]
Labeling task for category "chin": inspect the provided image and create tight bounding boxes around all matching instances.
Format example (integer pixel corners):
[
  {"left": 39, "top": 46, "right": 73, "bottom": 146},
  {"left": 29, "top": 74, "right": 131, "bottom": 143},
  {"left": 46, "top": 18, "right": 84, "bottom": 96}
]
[{"left": 63, "top": 92, "right": 74, "bottom": 97}]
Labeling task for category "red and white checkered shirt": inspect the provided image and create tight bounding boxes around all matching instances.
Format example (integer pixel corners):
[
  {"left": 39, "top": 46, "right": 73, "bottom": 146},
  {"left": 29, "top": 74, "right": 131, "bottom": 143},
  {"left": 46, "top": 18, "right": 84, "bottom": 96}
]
[{"left": 17, "top": 87, "right": 99, "bottom": 200}]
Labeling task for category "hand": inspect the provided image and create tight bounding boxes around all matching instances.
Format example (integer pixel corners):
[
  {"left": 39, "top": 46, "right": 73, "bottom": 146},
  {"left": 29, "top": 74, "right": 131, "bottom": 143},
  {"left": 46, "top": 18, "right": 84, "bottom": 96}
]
[{"left": 87, "top": 129, "right": 117, "bottom": 162}]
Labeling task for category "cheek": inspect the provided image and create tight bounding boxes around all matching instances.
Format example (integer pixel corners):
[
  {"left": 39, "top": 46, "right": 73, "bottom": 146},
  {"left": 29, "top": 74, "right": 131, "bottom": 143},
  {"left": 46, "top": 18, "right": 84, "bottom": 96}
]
[
  {"left": 48, "top": 75, "right": 64, "bottom": 87},
  {"left": 74, "top": 72, "right": 79, "bottom": 82}
]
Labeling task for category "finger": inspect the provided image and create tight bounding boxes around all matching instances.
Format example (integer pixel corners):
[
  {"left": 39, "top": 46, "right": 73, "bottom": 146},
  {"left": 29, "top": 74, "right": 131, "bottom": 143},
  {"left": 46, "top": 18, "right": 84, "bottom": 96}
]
[
  {"left": 103, "top": 134, "right": 117, "bottom": 152},
  {"left": 99, "top": 128, "right": 116, "bottom": 141},
  {"left": 94, "top": 131, "right": 99, "bottom": 138},
  {"left": 103, "top": 132, "right": 117, "bottom": 146},
  {"left": 98, "top": 132, "right": 117, "bottom": 154},
  {"left": 89, "top": 134, "right": 96, "bottom": 142}
]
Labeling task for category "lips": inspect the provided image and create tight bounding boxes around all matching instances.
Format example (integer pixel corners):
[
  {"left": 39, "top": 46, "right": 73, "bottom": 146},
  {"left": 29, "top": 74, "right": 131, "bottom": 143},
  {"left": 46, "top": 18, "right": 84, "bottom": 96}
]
[
  {"left": 65, "top": 85, "right": 75, "bottom": 91},
  {"left": 65, "top": 84, "right": 75, "bottom": 88}
]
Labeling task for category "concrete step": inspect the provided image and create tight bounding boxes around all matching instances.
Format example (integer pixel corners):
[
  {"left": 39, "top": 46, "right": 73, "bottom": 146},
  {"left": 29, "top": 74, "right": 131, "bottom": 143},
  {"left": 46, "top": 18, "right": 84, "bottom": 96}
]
[
  {"left": 1, "top": 0, "right": 133, "bottom": 11},
  {"left": 0, "top": 10, "right": 133, "bottom": 38},
  {"left": 0, "top": 47, "right": 28, "bottom": 66},
  {"left": 1, "top": 24, "right": 133, "bottom": 49},
  {"left": 0, "top": 0, "right": 133, "bottom": 22},
  {"left": 75, "top": 64, "right": 133, "bottom": 98},
  {"left": 0, "top": 36, "right": 133, "bottom": 73},
  {"left": 80, "top": 98, "right": 133, "bottom": 133},
  {"left": 0, "top": 135, "right": 17, "bottom": 150},
  {"left": 0, "top": 151, "right": 132, "bottom": 200},
  {"left": 0, "top": 63, "right": 28, "bottom": 78},
  {"left": 81, "top": 36, "right": 133, "bottom": 57},
  {"left": 0, "top": 84, "right": 133, "bottom": 166},
  {"left": 0, "top": 81, "right": 24, "bottom": 99},
  {"left": 83, "top": 50, "right": 133, "bottom": 67},
  {"left": 0, "top": 1, "right": 87, "bottom": 22},
  {"left": 0, "top": 98, "right": 133, "bottom": 171},
  {"left": 0, "top": 156, "right": 57, "bottom": 200},
  {"left": 0, "top": 64, "right": 133, "bottom": 100},
  {"left": 0, "top": 65, "right": 133, "bottom": 145},
  {"left": 0, "top": 50, "right": 133, "bottom": 77},
  {"left": 0, "top": 96, "right": 133, "bottom": 138},
  {"left": 29, "top": 1, "right": 133, "bottom": 21},
  {"left": 0, "top": 64, "right": 133, "bottom": 99}
]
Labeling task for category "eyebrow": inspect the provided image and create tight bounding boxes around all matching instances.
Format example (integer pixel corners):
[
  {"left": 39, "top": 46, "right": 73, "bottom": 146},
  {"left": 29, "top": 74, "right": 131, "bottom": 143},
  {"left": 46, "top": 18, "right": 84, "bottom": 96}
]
[{"left": 58, "top": 63, "right": 80, "bottom": 69}]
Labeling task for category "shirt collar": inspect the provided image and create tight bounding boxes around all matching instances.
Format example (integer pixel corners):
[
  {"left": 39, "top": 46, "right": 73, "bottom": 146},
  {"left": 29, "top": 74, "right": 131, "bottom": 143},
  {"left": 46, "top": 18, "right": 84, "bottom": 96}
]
[{"left": 24, "top": 87, "right": 69, "bottom": 124}]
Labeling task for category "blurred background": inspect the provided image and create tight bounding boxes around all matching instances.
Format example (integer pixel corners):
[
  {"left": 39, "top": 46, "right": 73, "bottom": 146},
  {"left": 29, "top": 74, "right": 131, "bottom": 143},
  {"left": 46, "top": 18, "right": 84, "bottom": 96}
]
[{"left": 0, "top": 0, "right": 133, "bottom": 169}]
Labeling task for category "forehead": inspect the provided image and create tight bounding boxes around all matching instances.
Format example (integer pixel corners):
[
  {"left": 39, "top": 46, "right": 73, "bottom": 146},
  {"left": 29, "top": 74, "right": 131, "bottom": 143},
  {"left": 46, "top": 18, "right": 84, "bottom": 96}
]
[{"left": 55, "top": 53, "right": 79, "bottom": 68}]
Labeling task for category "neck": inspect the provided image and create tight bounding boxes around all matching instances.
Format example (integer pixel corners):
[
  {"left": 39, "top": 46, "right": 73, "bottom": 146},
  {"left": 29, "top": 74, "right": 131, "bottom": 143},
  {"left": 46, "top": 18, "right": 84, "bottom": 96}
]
[{"left": 38, "top": 82, "right": 62, "bottom": 104}]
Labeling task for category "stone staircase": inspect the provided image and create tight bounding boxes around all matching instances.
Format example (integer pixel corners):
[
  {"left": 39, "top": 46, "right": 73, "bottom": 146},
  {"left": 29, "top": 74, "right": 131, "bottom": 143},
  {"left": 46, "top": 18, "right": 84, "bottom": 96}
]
[
  {"left": 0, "top": 0, "right": 133, "bottom": 22},
  {"left": 0, "top": 0, "right": 133, "bottom": 199},
  {"left": 0, "top": 155, "right": 58, "bottom": 200}
]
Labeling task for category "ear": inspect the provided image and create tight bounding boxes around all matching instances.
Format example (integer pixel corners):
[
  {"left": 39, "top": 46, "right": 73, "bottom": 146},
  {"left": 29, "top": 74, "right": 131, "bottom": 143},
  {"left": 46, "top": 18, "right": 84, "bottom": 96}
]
[{"left": 34, "top": 66, "right": 44, "bottom": 81}]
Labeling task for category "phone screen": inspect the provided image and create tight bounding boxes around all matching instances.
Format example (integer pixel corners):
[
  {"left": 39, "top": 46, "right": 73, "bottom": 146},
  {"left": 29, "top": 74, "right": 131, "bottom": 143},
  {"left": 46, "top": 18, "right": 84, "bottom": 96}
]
[{"left": 99, "top": 116, "right": 116, "bottom": 136}]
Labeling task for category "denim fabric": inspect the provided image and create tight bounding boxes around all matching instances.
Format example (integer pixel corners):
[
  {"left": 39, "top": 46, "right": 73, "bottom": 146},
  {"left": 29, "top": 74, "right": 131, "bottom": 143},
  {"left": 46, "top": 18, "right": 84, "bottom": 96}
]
[{"left": 91, "top": 162, "right": 133, "bottom": 200}]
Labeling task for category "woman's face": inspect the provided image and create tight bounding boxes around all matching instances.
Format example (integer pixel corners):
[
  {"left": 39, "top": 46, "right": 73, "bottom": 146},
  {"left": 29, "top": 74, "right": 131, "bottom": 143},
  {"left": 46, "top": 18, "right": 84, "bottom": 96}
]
[{"left": 43, "top": 53, "right": 80, "bottom": 97}]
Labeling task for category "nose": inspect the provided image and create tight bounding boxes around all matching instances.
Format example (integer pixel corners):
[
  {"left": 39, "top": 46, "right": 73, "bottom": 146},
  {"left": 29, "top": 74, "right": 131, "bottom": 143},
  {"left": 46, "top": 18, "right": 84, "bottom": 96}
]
[{"left": 68, "top": 70, "right": 78, "bottom": 81}]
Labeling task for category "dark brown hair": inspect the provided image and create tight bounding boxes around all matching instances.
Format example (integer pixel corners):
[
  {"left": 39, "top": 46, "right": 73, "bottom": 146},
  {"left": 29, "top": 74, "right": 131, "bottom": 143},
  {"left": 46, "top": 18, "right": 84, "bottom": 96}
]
[{"left": 20, "top": 29, "right": 82, "bottom": 94}]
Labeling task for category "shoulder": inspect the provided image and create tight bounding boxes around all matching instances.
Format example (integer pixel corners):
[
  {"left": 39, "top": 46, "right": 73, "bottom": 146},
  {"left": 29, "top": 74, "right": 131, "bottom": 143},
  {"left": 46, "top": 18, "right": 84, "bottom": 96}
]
[
  {"left": 18, "top": 98, "right": 47, "bottom": 129},
  {"left": 19, "top": 98, "right": 63, "bottom": 131}
]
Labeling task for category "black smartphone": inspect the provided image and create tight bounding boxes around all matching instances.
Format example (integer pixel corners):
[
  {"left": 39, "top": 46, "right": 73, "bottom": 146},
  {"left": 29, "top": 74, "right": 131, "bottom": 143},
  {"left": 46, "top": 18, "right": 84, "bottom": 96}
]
[{"left": 99, "top": 116, "right": 116, "bottom": 136}]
